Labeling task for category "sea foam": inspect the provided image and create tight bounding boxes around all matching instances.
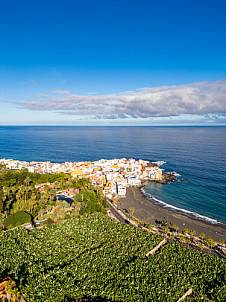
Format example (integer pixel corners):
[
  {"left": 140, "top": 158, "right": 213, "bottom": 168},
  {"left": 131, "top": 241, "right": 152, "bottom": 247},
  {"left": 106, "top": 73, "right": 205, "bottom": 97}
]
[{"left": 141, "top": 187, "right": 226, "bottom": 227}]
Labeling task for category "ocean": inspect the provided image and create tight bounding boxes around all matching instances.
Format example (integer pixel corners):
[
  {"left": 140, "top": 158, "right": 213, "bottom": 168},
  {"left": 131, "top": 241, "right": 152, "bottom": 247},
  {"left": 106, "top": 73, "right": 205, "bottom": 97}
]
[{"left": 0, "top": 126, "right": 225, "bottom": 225}]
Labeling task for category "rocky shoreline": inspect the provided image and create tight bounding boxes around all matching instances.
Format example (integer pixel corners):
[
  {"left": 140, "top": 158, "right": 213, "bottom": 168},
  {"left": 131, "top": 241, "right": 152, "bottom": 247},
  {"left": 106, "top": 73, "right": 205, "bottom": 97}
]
[
  {"left": 156, "top": 172, "right": 184, "bottom": 184},
  {"left": 141, "top": 172, "right": 183, "bottom": 185}
]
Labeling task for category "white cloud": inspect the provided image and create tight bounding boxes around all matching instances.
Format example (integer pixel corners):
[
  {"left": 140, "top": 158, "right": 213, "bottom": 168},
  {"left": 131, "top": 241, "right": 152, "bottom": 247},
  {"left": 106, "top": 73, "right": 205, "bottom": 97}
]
[
  {"left": 51, "top": 90, "right": 70, "bottom": 95},
  {"left": 17, "top": 80, "right": 226, "bottom": 119}
]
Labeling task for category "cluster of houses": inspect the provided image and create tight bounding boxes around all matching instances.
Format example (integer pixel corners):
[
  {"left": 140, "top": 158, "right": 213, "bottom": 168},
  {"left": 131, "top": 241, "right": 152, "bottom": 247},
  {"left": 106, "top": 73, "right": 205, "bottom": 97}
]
[
  {"left": 0, "top": 158, "right": 163, "bottom": 199},
  {"left": 34, "top": 183, "right": 79, "bottom": 198}
]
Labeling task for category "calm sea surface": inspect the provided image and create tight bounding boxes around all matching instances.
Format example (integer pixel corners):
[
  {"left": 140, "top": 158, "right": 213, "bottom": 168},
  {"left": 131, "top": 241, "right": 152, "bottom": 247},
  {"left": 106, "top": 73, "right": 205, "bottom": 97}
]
[{"left": 0, "top": 126, "right": 225, "bottom": 224}]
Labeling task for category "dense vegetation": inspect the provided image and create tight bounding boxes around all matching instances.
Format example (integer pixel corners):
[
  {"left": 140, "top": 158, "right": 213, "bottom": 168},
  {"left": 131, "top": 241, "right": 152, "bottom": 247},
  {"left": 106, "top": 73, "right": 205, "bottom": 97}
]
[
  {"left": 0, "top": 213, "right": 225, "bottom": 301},
  {"left": 3, "top": 211, "right": 32, "bottom": 228},
  {"left": 0, "top": 169, "right": 108, "bottom": 228}
]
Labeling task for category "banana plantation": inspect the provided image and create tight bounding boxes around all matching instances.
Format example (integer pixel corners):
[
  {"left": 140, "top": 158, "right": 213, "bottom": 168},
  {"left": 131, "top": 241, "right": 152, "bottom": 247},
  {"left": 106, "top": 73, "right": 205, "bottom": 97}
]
[{"left": 0, "top": 213, "right": 225, "bottom": 301}]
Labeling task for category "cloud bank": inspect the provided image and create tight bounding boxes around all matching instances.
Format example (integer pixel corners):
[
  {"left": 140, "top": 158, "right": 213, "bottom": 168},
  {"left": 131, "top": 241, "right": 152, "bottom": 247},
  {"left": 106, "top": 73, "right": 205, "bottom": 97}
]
[{"left": 18, "top": 80, "right": 226, "bottom": 119}]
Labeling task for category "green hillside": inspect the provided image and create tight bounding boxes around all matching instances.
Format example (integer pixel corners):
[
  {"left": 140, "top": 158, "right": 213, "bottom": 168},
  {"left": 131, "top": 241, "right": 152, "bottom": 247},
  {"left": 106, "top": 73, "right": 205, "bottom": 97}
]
[
  {"left": 0, "top": 213, "right": 225, "bottom": 301},
  {"left": 0, "top": 169, "right": 108, "bottom": 228}
]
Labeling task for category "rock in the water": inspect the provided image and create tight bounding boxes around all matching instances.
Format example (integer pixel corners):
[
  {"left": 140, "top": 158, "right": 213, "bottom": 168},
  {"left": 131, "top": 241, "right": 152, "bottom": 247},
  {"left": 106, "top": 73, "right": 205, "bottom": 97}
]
[{"left": 156, "top": 172, "right": 178, "bottom": 184}]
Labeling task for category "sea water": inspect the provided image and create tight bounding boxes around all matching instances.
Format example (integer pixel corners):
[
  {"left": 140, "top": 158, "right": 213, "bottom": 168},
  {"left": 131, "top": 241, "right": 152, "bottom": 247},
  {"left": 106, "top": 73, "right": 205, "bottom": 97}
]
[{"left": 0, "top": 126, "right": 225, "bottom": 224}]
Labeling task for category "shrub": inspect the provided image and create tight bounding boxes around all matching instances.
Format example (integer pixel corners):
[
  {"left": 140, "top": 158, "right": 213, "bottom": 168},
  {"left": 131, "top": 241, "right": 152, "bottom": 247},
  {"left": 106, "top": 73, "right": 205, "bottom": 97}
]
[
  {"left": 64, "top": 214, "right": 72, "bottom": 220},
  {"left": 42, "top": 218, "right": 54, "bottom": 226},
  {"left": 4, "top": 211, "right": 32, "bottom": 228},
  {"left": 146, "top": 223, "right": 154, "bottom": 230}
]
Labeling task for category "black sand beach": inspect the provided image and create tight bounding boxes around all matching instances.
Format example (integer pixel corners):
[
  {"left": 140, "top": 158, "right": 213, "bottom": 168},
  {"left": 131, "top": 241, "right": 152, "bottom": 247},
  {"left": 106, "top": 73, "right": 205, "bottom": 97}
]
[{"left": 118, "top": 186, "right": 226, "bottom": 242}]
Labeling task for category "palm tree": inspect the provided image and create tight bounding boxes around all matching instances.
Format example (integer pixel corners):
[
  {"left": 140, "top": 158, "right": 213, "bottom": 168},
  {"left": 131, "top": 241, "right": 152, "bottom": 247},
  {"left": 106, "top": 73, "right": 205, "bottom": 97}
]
[
  {"left": 179, "top": 235, "right": 185, "bottom": 244},
  {"left": 25, "top": 177, "right": 31, "bottom": 187},
  {"left": 15, "top": 192, "right": 21, "bottom": 202},
  {"left": 49, "top": 188, "right": 56, "bottom": 204},
  {"left": 0, "top": 212, "right": 4, "bottom": 224},
  {"left": 205, "top": 237, "right": 215, "bottom": 253},
  {"left": 163, "top": 227, "right": 170, "bottom": 235},
  {"left": 62, "top": 200, "right": 69, "bottom": 209},
  {"left": 169, "top": 233, "right": 174, "bottom": 240},
  {"left": 129, "top": 206, "right": 135, "bottom": 216},
  {"left": 189, "top": 229, "right": 196, "bottom": 237},
  {"left": 147, "top": 223, "right": 154, "bottom": 231},
  {"left": 185, "top": 236, "right": 191, "bottom": 248},
  {"left": 219, "top": 239, "right": 225, "bottom": 246},
  {"left": 19, "top": 187, "right": 26, "bottom": 203},
  {"left": 27, "top": 197, "right": 36, "bottom": 214},
  {"left": 199, "top": 232, "right": 205, "bottom": 241},
  {"left": 161, "top": 219, "right": 166, "bottom": 226},
  {"left": 53, "top": 181, "right": 60, "bottom": 189},
  {"left": 46, "top": 205, "right": 53, "bottom": 214},
  {"left": 38, "top": 208, "right": 45, "bottom": 218},
  {"left": 174, "top": 224, "right": 179, "bottom": 236},
  {"left": 183, "top": 228, "right": 189, "bottom": 235},
  {"left": 198, "top": 243, "right": 204, "bottom": 251}
]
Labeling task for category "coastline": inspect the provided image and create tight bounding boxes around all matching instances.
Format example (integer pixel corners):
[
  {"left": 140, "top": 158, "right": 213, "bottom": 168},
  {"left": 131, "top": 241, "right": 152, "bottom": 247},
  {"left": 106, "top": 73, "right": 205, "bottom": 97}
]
[{"left": 118, "top": 186, "right": 226, "bottom": 242}]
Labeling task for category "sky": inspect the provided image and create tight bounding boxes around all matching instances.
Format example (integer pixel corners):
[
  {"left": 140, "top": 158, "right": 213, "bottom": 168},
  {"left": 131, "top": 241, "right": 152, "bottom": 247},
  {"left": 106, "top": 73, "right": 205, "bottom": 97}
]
[{"left": 0, "top": 0, "right": 226, "bottom": 126}]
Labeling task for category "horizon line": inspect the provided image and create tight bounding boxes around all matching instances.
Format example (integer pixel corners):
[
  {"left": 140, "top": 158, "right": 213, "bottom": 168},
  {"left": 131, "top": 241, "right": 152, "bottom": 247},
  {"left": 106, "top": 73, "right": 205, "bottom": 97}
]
[{"left": 0, "top": 125, "right": 226, "bottom": 127}]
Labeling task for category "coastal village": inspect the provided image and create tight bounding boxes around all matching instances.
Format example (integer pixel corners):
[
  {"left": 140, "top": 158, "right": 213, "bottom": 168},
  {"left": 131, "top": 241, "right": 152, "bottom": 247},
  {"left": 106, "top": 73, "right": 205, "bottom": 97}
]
[
  {"left": 0, "top": 158, "right": 225, "bottom": 301},
  {"left": 0, "top": 157, "right": 163, "bottom": 200},
  {"left": 1, "top": 157, "right": 225, "bottom": 258}
]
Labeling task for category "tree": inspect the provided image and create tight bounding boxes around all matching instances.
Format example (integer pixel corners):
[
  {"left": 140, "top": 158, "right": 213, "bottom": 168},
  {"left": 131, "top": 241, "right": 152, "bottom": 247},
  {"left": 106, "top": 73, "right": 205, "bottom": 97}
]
[
  {"left": 53, "top": 181, "right": 60, "bottom": 189},
  {"left": 219, "top": 239, "right": 225, "bottom": 246},
  {"left": 198, "top": 243, "right": 204, "bottom": 251},
  {"left": 3, "top": 186, "right": 10, "bottom": 201},
  {"left": 163, "top": 227, "right": 170, "bottom": 235},
  {"left": 0, "top": 188, "right": 4, "bottom": 212},
  {"left": 169, "top": 233, "right": 174, "bottom": 240},
  {"left": 46, "top": 205, "right": 53, "bottom": 214},
  {"left": 179, "top": 235, "right": 185, "bottom": 243},
  {"left": 62, "top": 200, "right": 69, "bottom": 209},
  {"left": 185, "top": 236, "right": 191, "bottom": 248},
  {"left": 38, "top": 208, "right": 45, "bottom": 217},
  {"left": 4, "top": 211, "right": 32, "bottom": 228},
  {"left": 135, "top": 218, "right": 140, "bottom": 225},
  {"left": 129, "top": 206, "right": 135, "bottom": 216},
  {"left": 0, "top": 212, "right": 4, "bottom": 224},
  {"left": 161, "top": 219, "right": 166, "bottom": 226},
  {"left": 183, "top": 228, "right": 189, "bottom": 235},
  {"left": 173, "top": 224, "right": 179, "bottom": 235},
  {"left": 199, "top": 232, "right": 205, "bottom": 241},
  {"left": 189, "top": 229, "right": 196, "bottom": 237},
  {"left": 206, "top": 237, "right": 215, "bottom": 252},
  {"left": 146, "top": 223, "right": 154, "bottom": 231},
  {"left": 25, "top": 177, "right": 31, "bottom": 187}
]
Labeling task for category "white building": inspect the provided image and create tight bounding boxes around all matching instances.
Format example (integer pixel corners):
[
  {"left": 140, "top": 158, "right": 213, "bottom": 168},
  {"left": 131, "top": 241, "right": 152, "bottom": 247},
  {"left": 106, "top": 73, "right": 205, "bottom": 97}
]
[
  {"left": 117, "top": 185, "right": 126, "bottom": 197},
  {"left": 127, "top": 177, "right": 141, "bottom": 186}
]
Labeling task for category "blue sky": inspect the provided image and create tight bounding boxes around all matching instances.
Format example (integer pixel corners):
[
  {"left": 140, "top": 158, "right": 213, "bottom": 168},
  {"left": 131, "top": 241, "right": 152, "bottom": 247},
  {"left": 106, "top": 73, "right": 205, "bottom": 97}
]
[{"left": 0, "top": 0, "right": 226, "bottom": 125}]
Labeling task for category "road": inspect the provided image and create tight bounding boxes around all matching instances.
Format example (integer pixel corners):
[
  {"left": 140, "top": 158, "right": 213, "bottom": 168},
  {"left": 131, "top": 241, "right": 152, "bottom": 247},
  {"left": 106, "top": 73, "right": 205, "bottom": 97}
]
[
  {"left": 107, "top": 200, "right": 131, "bottom": 225},
  {"left": 107, "top": 200, "right": 225, "bottom": 259}
]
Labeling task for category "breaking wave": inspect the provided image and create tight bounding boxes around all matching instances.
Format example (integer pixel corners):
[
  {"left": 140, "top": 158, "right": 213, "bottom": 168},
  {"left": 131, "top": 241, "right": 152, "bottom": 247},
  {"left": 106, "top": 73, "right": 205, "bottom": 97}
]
[
  {"left": 166, "top": 171, "right": 181, "bottom": 177},
  {"left": 152, "top": 161, "right": 166, "bottom": 166},
  {"left": 141, "top": 187, "right": 226, "bottom": 227}
]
